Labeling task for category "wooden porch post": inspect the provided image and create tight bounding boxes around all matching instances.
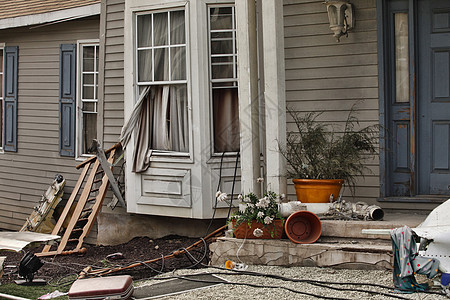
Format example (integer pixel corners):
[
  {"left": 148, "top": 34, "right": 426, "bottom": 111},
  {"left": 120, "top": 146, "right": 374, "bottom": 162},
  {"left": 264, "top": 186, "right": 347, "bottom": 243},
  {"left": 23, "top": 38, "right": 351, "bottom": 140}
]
[
  {"left": 236, "top": 0, "right": 261, "bottom": 195},
  {"left": 262, "top": 0, "right": 287, "bottom": 195}
]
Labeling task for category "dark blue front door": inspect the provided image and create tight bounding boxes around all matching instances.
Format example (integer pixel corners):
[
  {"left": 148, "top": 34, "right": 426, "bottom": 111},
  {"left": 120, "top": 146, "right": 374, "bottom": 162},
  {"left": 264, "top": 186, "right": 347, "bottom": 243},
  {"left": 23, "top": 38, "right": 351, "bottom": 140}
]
[{"left": 417, "top": 0, "right": 450, "bottom": 195}]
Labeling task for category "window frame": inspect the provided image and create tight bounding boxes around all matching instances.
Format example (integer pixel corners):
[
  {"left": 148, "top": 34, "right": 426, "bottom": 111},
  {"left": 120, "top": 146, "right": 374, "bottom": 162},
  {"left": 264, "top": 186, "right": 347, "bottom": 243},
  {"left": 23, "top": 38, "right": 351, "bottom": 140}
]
[
  {"left": 76, "top": 39, "right": 100, "bottom": 160},
  {"left": 207, "top": 4, "right": 239, "bottom": 156},
  {"left": 134, "top": 5, "right": 193, "bottom": 159},
  {"left": 0, "top": 43, "right": 4, "bottom": 153}
]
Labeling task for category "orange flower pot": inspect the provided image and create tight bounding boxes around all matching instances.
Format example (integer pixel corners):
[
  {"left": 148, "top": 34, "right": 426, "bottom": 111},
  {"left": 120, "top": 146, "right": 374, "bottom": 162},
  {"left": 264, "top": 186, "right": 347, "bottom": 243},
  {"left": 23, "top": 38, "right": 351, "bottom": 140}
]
[
  {"left": 233, "top": 219, "right": 284, "bottom": 239},
  {"left": 292, "top": 179, "right": 344, "bottom": 203},
  {"left": 285, "top": 211, "right": 322, "bottom": 244}
]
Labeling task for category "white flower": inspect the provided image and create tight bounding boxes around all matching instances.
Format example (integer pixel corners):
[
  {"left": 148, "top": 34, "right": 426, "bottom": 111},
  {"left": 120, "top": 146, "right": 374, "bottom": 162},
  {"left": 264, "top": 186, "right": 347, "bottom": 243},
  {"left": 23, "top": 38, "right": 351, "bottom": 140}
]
[
  {"left": 256, "top": 197, "right": 269, "bottom": 209},
  {"left": 243, "top": 197, "right": 251, "bottom": 203},
  {"left": 257, "top": 211, "right": 264, "bottom": 218},
  {"left": 257, "top": 177, "right": 264, "bottom": 183},
  {"left": 264, "top": 216, "right": 273, "bottom": 225},
  {"left": 217, "top": 192, "right": 228, "bottom": 202},
  {"left": 215, "top": 191, "right": 221, "bottom": 198},
  {"left": 253, "top": 228, "right": 264, "bottom": 237},
  {"left": 237, "top": 194, "right": 243, "bottom": 201},
  {"left": 239, "top": 203, "right": 247, "bottom": 213}
]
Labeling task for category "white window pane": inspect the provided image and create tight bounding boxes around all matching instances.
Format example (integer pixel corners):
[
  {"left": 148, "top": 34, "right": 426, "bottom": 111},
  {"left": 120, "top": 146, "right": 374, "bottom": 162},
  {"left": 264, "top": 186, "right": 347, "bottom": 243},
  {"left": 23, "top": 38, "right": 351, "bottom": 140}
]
[
  {"left": 83, "top": 86, "right": 95, "bottom": 99},
  {"left": 83, "top": 46, "right": 95, "bottom": 72},
  {"left": 83, "top": 113, "right": 97, "bottom": 154},
  {"left": 138, "top": 49, "right": 152, "bottom": 82},
  {"left": 95, "top": 46, "right": 99, "bottom": 71},
  {"left": 210, "top": 7, "right": 233, "bottom": 30},
  {"left": 395, "top": 12, "right": 409, "bottom": 103},
  {"left": 212, "top": 64, "right": 234, "bottom": 80},
  {"left": 211, "top": 40, "right": 233, "bottom": 55},
  {"left": 171, "top": 47, "right": 186, "bottom": 80},
  {"left": 213, "top": 87, "right": 239, "bottom": 152},
  {"left": 0, "top": 99, "right": 2, "bottom": 146},
  {"left": 211, "top": 31, "right": 232, "bottom": 40},
  {"left": 83, "top": 74, "right": 94, "bottom": 84},
  {"left": 154, "top": 12, "right": 168, "bottom": 46},
  {"left": 137, "top": 14, "right": 152, "bottom": 47},
  {"left": 170, "top": 10, "right": 185, "bottom": 45},
  {"left": 154, "top": 48, "right": 169, "bottom": 81},
  {"left": 150, "top": 84, "right": 189, "bottom": 152},
  {"left": 83, "top": 102, "right": 96, "bottom": 112}
]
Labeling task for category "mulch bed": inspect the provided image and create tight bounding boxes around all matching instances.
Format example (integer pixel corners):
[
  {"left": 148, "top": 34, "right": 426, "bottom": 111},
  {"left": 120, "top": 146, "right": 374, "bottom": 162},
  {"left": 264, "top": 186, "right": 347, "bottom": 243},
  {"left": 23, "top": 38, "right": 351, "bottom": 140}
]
[{"left": 0, "top": 235, "right": 210, "bottom": 285}]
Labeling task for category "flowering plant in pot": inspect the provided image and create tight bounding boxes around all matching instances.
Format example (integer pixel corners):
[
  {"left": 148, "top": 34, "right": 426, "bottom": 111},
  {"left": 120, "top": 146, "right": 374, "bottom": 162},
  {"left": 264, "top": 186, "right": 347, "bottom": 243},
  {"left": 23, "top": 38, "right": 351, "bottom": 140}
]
[
  {"left": 227, "top": 190, "right": 285, "bottom": 239},
  {"left": 279, "top": 103, "right": 378, "bottom": 203}
]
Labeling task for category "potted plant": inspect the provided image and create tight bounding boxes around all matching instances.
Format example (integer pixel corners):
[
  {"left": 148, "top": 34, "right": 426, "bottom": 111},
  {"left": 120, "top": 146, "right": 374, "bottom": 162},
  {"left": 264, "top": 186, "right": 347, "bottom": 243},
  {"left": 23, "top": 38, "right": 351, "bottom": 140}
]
[
  {"left": 279, "top": 103, "right": 378, "bottom": 203},
  {"left": 225, "top": 190, "right": 285, "bottom": 239}
]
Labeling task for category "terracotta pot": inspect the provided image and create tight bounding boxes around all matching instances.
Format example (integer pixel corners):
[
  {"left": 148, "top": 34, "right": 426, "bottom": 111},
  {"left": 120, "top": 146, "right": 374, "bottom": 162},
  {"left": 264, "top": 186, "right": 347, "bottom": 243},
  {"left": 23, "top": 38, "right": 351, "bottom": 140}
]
[
  {"left": 285, "top": 211, "right": 322, "bottom": 244},
  {"left": 233, "top": 219, "right": 284, "bottom": 239},
  {"left": 292, "top": 179, "right": 344, "bottom": 203}
]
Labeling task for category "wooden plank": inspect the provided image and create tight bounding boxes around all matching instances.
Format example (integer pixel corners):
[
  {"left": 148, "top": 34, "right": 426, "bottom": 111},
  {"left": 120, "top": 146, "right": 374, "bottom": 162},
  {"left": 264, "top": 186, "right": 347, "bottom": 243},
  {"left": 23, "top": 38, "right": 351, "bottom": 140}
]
[
  {"left": 56, "top": 161, "right": 100, "bottom": 254},
  {"left": 41, "top": 163, "right": 91, "bottom": 253},
  {"left": 76, "top": 142, "right": 121, "bottom": 169},
  {"left": 75, "top": 149, "right": 116, "bottom": 251}
]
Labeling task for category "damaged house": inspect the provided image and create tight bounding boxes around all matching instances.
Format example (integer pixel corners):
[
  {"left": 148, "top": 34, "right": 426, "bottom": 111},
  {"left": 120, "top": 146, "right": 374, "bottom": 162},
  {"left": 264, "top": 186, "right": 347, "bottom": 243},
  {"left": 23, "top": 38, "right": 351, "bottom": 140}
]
[{"left": 0, "top": 0, "right": 449, "bottom": 245}]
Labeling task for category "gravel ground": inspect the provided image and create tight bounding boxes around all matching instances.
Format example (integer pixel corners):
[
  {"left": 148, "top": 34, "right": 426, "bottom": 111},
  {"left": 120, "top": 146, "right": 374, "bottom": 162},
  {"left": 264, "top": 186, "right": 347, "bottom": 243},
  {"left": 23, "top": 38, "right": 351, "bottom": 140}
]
[{"left": 135, "top": 266, "right": 449, "bottom": 300}]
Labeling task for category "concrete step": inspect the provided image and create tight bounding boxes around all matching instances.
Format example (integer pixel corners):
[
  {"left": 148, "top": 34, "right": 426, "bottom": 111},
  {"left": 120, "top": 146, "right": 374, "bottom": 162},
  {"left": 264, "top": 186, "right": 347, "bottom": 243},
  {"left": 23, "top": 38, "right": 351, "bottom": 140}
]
[
  {"left": 209, "top": 213, "right": 427, "bottom": 270},
  {"left": 321, "top": 212, "right": 426, "bottom": 240},
  {"left": 210, "top": 237, "right": 393, "bottom": 270}
]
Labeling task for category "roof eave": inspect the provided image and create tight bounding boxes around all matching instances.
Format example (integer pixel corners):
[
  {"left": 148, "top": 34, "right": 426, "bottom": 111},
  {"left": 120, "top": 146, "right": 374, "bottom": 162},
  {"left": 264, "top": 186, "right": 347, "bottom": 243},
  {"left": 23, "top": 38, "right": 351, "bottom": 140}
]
[{"left": 0, "top": 3, "right": 101, "bottom": 30}]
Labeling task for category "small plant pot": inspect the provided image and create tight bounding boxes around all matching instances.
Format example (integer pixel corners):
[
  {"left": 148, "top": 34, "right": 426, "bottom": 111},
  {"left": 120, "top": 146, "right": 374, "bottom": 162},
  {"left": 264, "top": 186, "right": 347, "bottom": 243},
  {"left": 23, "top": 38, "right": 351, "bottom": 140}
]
[
  {"left": 285, "top": 211, "right": 322, "bottom": 244},
  {"left": 293, "top": 179, "right": 344, "bottom": 203},
  {"left": 232, "top": 220, "right": 284, "bottom": 239}
]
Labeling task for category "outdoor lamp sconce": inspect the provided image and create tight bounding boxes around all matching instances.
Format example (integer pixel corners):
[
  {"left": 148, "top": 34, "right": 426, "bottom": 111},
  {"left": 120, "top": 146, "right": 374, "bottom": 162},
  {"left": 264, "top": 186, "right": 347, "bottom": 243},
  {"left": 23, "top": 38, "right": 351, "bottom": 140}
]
[{"left": 324, "top": 0, "right": 354, "bottom": 42}]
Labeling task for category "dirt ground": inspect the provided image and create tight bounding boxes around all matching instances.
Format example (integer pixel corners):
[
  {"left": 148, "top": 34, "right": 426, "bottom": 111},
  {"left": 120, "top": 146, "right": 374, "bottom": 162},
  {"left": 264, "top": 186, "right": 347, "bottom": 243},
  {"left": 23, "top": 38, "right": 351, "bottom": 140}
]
[{"left": 0, "top": 235, "right": 210, "bottom": 285}]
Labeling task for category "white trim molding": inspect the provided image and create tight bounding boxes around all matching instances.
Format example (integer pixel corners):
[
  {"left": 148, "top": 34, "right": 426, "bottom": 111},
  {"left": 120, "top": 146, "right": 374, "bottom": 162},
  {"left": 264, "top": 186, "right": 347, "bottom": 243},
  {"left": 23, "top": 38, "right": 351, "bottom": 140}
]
[{"left": 0, "top": 4, "right": 101, "bottom": 30}]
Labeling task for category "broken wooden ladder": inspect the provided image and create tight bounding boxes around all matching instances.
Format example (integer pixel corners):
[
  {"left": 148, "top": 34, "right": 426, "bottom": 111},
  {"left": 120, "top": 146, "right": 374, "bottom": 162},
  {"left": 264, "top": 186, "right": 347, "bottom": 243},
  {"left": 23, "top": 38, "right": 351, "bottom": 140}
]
[{"left": 37, "top": 143, "right": 122, "bottom": 257}]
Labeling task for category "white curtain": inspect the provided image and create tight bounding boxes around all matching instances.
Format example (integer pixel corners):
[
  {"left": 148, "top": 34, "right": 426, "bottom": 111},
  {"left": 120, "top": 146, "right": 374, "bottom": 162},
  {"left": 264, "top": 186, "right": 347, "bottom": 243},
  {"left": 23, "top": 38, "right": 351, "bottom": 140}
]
[{"left": 119, "top": 11, "right": 189, "bottom": 172}]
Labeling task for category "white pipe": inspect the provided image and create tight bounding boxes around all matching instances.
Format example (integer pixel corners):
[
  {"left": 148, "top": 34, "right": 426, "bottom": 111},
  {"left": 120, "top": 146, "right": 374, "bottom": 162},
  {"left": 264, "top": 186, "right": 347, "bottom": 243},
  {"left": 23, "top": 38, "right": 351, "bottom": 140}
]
[{"left": 0, "top": 293, "right": 32, "bottom": 300}]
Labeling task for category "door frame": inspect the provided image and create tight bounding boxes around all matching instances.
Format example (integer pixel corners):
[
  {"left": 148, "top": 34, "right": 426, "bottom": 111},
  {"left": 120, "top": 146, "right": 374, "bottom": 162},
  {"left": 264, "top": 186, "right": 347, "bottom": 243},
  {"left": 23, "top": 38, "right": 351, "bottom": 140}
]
[{"left": 377, "top": 0, "right": 450, "bottom": 202}]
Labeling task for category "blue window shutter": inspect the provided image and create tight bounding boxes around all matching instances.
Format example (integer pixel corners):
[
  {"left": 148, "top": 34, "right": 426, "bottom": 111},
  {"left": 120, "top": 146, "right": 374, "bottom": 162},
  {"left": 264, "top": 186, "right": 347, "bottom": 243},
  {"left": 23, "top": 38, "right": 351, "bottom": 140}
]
[
  {"left": 59, "top": 44, "right": 76, "bottom": 157},
  {"left": 3, "top": 46, "right": 18, "bottom": 152}
]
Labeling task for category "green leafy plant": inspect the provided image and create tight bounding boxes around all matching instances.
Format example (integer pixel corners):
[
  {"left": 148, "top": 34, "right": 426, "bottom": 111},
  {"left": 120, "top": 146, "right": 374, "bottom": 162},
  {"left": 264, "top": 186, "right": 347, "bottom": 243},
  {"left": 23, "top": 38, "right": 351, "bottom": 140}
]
[
  {"left": 279, "top": 103, "right": 379, "bottom": 195},
  {"left": 229, "top": 191, "right": 284, "bottom": 238}
]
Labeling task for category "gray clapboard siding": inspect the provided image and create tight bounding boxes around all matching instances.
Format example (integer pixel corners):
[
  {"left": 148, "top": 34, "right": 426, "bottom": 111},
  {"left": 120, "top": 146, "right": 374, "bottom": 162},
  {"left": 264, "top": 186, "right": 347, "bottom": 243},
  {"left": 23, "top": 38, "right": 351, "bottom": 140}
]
[
  {"left": 286, "top": 87, "right": 379, "bottom": 101},
  {"left": 101, "top": 0, "right": 124, "bottom": 147},
  {"left": 0, "top": 17, "right": 100, "bottom": 231},
  {"left": 283, "top": 0, "right": 380, "bottom": 204}
]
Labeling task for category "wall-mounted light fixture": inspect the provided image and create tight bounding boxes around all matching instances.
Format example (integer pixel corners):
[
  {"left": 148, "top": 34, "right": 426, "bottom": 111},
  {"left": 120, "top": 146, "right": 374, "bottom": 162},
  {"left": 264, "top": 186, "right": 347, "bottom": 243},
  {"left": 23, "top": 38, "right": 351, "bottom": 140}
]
[{"left": 324, "top": 0, "right": 354, "bottom": 42}]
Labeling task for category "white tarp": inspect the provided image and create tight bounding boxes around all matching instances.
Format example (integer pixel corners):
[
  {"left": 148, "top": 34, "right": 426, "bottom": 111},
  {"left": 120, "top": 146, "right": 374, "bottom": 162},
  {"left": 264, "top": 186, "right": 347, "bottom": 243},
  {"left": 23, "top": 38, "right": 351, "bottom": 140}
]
[
  {"left": 0, "top": 231, "right": 60, "bottom": 252},
  {"left": 413, "top": 199, "right": 450, "bottom": 273}
]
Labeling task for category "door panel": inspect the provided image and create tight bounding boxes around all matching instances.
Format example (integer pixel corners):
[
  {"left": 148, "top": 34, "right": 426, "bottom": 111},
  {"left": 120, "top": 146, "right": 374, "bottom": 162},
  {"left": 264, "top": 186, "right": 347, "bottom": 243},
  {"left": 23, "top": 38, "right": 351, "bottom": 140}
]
[
  {"left": 418, "top": 0, "right": 450, "bottom": 195},
  {"left": 386, "top": 0, "right": 414, "bottom": 196}
]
